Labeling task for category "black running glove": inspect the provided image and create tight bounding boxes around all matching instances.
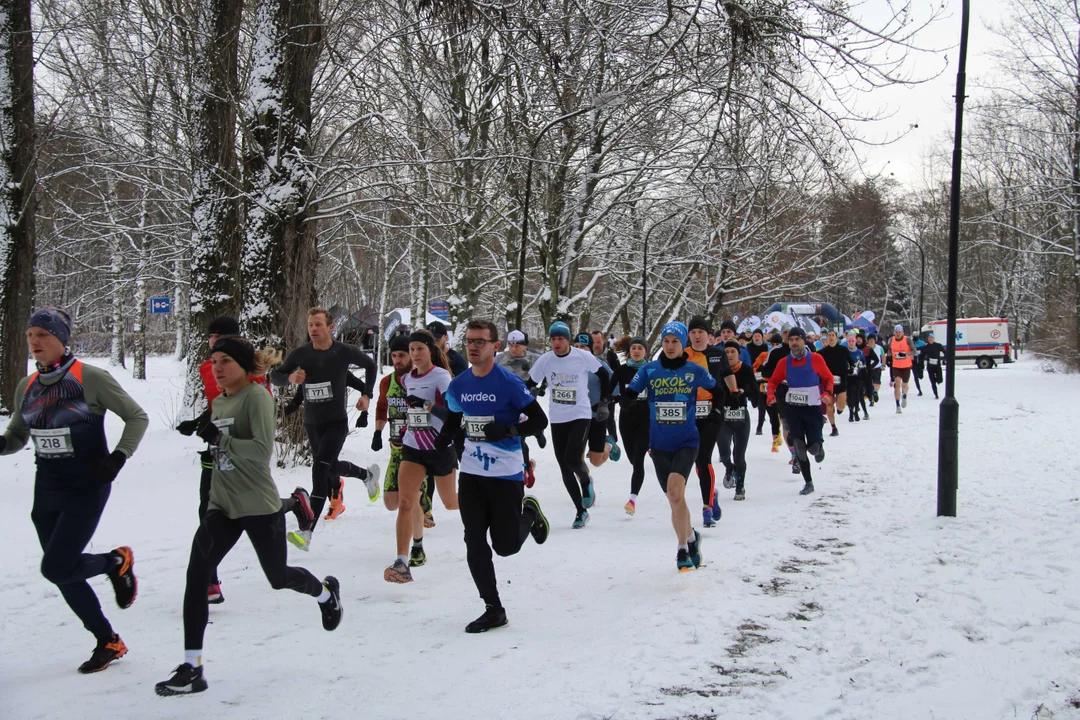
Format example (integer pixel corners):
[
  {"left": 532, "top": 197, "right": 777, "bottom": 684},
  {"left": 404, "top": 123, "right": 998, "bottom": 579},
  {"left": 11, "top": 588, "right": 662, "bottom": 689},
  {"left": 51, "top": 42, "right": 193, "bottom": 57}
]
[
  {"left": 593, "top": 402, "right": 610, "bottom": 423},
  {"left": 536, "top": 433, "right": 547, "bottom": 449},
  {"left": 356, "top": 411, "right": 369, "bottom": 428},
  {"left": 284, "top": 393, "right": 303, "bottom": 416},
  {"left": 371, "top": 429, "right": 383, "bottom": 452},
  {"left": 483, "top": 422, "right": 518, "bottom": 441},
  {"left": 406, "top": 395, "right": 427, "bottom": 409},
  {"left": 176, "top": 419, "right": 200, "bottom": 436},
  {"left": 197, "top": 421, "right": 222, "bottom": 446},
  {"left": 96, "top": 450, "right": 127, "bottom": 483}
]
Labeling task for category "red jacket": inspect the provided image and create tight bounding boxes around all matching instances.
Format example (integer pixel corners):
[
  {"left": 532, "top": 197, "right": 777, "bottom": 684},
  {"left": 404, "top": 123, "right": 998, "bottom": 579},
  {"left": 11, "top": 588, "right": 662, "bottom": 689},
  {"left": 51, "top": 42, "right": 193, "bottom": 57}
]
[
  {"left": 200, "top": 358, "right": 272, "bottom": 409},
  {"left": 766, "top": 351, "right": 834, "bottom": 407}
]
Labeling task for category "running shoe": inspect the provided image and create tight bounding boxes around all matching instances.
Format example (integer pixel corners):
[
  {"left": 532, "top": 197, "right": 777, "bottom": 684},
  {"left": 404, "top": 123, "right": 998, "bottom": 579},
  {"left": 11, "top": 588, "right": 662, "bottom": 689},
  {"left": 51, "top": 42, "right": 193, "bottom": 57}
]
[
  {"left": 755, "top": 427, "right": 763, "bottom": 436},
  {"left": 722, "top": 469, "right": 734, "bottom": 490},
  {"left": 572, "top": 510, "right": 589, "bottom": 529},
  {"left": 702, "top": 507, "right": 716, "bottom": 528},
  {"left": 78, "top": 634, "right": 127, "bottom": 674},
  {"left": 863, "top": 410, "right": 869, "bottom": 420},
  {"left": 624, "top": 499, "right": 636, "bottom": 516},
  {"left": 365, "top": 464, "right": 380, "bottom": 502},
  {"left": 896, "top": 406, "right": 902, "bottom": 415},
  {"left": 582, "top": 479, "right": 596, "bottom": 509},
  {"left": 465, "top": 604, "right": 508, "bottom": 633},
  {"left": 676, "top": 548, "right": 694, "bottom": 573},
  {"left": 384, "top": 559, "right": 413, "bottom": 583},
  {"left": 108, "top": 547, "right": 137, "bottom": 609},
  {"left": 325, "top": 495, "right": 346, "bottom": 520},
  {"left": 524, "top": 460, "right": 536, "bottom": 489},
  {"left": 771, "top": 434, "right": 782, "bottom": 452},
  {"left": 799, "top": 481, "right": 815, "bottom": 496},
  {"left": 409, "top": 544, "right": 427, "bottom": 567},
  {"left": 902, "top": 395, "right": 908, "bottom": 408},
  {"left": 291, "top": 487, "right": 315, "bottom": 530},
  {"left": 791, "top": 460, "right": 801, "bottom": 475},
  {"left": 207, "top": 583, "right": 224, "bottom": 605},
  {"left": 424, "top": 511, "right": 436, "bottom": 528},
  {"left": 155, "top": 663, "right": 208, "bottom": 696},
  {"left": 287, "top": 529, "right": 312, "bottom": 552},
  {"left": 711, "top": 492, "right": 722, "bottom": 520},
  {"left": 320, "top": 576, "right": 343, "bottom": 631},
  {"left": 813, "top": 443, "right": 825, "bottom": 463},
  {"left": 523, "top": 496, "right": 549, "bottom": 544},
  {"left": 606, "top": 437, "right": 621, "bottom": 462},
  {"left": 688, "top": 529, "right": 703, "bottom": 568},
  {"left": 829, "top": 426, "right": 839, "bottom": 437},
  {"left": 734, "top": 487, "right": 745, "bottom": 501}
]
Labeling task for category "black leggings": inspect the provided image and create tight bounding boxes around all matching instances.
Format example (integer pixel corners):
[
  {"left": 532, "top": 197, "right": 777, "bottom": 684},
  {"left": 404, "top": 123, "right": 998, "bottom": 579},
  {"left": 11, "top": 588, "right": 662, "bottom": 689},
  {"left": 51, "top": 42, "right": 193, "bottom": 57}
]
[
  {"left": 757, "top": 401, "right": 780, "bottom": 436},
  {"left": 694, "top": 419, "right": 720, "bottom": 507},
  {"left": 551, "top": 419, "right": 591, "bottom": 514},
  {"left": 183, "top": 510, "right": 323, "bottom": 650},
  {"left": 718, "top": 416, "right": 751, "bottom": 480},
  {"left": 305, "top": 420, "right": 349, "bottom": 529},
  {"left": 458, "top": 473, "right": 531, "bottom": 609},
  {"left": 197, "top": 451, "right": 220, "bottom": 585},
  {"left": 619, "top": 406, "right": 650, "bottom": 496},
  {"left": 31, "top": 482, "right": 116, "bottom": 643}
]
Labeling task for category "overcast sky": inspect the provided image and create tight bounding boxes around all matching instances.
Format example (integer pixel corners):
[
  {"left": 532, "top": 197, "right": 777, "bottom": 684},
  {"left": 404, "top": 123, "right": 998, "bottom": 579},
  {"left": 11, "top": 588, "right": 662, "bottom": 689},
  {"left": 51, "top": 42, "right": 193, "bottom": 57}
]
[{"left": 850, "top": 0, "right": 1011, "bottom": 190}]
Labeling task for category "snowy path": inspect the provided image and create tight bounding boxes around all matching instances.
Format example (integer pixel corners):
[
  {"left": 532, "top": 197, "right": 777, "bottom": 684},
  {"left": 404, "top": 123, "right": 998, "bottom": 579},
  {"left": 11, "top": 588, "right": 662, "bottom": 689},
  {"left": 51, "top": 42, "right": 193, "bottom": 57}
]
[{"left": 1, "top": 357, "right": 1078, "bottom": 719}]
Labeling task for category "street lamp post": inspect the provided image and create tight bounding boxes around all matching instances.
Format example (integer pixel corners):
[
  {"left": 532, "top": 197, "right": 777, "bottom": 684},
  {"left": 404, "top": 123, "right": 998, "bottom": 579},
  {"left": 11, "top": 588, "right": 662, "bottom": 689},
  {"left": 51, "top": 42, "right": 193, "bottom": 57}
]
[
  {"left": 513, "top": 94, "right": 626, "bottom": 330},
  {"left": 938, "top": 0, "right": 970, "bottom": 518},
  {"left": 886, "top": 227, "right": 925, "bottom": 332}
]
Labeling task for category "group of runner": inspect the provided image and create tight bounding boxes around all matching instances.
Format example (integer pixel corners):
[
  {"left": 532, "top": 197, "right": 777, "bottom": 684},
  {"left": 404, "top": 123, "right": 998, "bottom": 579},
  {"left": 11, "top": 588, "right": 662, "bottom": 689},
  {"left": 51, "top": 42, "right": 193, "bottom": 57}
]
[{"left": 1, "top": 304, "right": 945, "bottom": 697}]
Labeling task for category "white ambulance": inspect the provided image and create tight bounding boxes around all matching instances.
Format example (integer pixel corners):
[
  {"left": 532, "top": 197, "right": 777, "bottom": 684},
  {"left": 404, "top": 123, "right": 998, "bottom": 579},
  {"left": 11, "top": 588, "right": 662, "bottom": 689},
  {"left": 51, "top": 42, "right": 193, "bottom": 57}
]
[{"left": 921, "top": 317, "right": 1011, "bottom": 369}]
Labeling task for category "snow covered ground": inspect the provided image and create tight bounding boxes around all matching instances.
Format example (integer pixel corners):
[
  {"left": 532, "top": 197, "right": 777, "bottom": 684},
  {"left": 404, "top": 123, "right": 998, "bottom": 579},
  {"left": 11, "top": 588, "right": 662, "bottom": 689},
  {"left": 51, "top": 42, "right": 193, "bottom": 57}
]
[{"left": 2, "top": 355, "right": 1079, "bottom": 720}]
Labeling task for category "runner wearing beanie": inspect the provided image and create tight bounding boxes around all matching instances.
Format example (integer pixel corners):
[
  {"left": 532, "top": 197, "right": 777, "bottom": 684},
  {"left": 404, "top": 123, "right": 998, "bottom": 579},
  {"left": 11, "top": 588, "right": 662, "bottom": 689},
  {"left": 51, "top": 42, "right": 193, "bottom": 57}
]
[
  {"left": 817, "top": 329, "right": 854, "bottom": 436},
  {"left": 684, "top": 315, "right": 737, "bottom": 528},
  {"left": 528, "top": 321, "right": 609, "bottom": 528},
  {"left": 574, "top": 334, "right": 620, "bottom": 470},
  {"left": 766, "top": 327, "right": 834, "bottom": 496},
  {"left": 625, "top": 322, "right": 723, "bottom": 571},
  {"left": 2, "top": 309, "right": 148, "bottom": 674},
  {"left": 613, "top": 336, "right": 651, "bottom": 515},
  {"left": 496, "top": 329, "right": 545, "bottom": 487},
  {"left": 755, "top": 333, "right": 784, "bottom": 450},
  {"left": 919, "top": 332, "right": 945, "bottom": 399},
  {"left": 718, "top": 340, "right": 759, "bottom": 500},
  {"left": 885, "top": 324, "right": 915, "bottom": 413},
  {"left": 717, "top": 320, "right": 752, "bottom": 366}
]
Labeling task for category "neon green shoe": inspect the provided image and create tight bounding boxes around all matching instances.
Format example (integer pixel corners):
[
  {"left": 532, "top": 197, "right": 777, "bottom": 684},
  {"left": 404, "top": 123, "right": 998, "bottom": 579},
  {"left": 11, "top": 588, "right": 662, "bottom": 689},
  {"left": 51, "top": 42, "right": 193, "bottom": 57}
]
[{"left": 287, "top": 529, "right": 312, "bottom": 552}]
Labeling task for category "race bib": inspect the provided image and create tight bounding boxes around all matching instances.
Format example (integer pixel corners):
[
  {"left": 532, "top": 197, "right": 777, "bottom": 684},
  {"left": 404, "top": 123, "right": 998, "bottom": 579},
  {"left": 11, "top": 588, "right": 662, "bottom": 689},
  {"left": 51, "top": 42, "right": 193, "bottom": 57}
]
[
  {"left": 754, "top": 372, "right": 763, "bottom": 381},
  {"left": 389, "top": 418, "right": 406, "bottom": 440},
  {"left": 724, "top": 408, "right": 746, "bottom": 421},
  {"left": 407, "top": 409, "right": 432, "bottom": 429},
  {"left": 896, "top": 352, "right": 908, "bottom": 359},
  {"left": 552, "top": 387, "right": 577, "bottom": 405},
  {"left": 929, "top": 358, "right": 939, "bottom": 365},
  {"left": 833, "top": 376, "right": 842, "bottom": 385},
  {"left": 212, "top": 418, "right": 235, "bottom": 470},
  {"left": 655, "top": 402, "right": 686, "bottom": 425},
  {"left": 305, "top": 382, "right": 333, "bottom": 403},
  {"left": 696, "top": 401, "right": 712, "bottom": 418},
  {"left": 464, "top": 415, "right": 495, "bottom": 442},
  {"left": 787, "top": 391, "right": 810, "bottom": 406},
  {"left": 31, "top": 428, "right": 74, "bottom": 458}
]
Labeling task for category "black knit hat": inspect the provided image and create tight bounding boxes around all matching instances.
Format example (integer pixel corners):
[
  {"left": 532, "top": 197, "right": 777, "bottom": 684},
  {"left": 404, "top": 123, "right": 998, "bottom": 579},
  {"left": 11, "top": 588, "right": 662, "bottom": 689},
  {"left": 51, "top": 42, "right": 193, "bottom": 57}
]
[
  {"left": 389, "top": 335, "right": 411, "bottom": 354},
  {"left": 719, "top": 319, "right": 738, "bottom": 333},
  {"left": 724, "top": 340, "right": 741, "bottom": 351},
  {"left": 769, "top": 333, "right": 783, "bottom": 345},
  {"left": 787, "top": 326, "right": 807, "bottom": 340},
  {"left": 208, "top": 316, "right": 241, "bottom": 336},
  {"left": 687, "top": 315, "right": 711, "bottom": 334},
  {"left": 210, "top": 336, "right": 255, "bottom": 373},
  {"left": 629, "top": 336, "right": 649, "bottom": 351},
  {"left": 409, "top": 330, "right": 438, "bottom": 356}
]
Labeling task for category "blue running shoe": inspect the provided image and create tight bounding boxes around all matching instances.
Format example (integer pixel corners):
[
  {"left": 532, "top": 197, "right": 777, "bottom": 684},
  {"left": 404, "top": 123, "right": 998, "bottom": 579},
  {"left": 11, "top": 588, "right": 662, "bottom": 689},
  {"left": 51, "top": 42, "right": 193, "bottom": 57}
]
[
  {"left": 702, "top": 507, "right": 716, "bottom": 528},
  {"left": 677, "top": 548, "right": 694, "bottom": 573},
  {"left": 710, "top": 492, "right": 722, "bottom": 520},
  {"left": 606, "top": 437, "right": 621, "bottom": 462},
  {"left": 572, "top": 510, "right": 590, "bottom": 529},
  {"left": 688, "top": 529, "right": 703, "bottom": 568},
  {"left": 582, "top": 479, "right": 596, "bottom": 509}
]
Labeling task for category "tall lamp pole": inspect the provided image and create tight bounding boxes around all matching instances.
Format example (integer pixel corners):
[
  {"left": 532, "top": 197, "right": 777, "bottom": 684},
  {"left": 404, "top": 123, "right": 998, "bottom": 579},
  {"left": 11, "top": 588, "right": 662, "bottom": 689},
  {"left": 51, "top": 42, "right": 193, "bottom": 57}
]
[
  {"left": 938, "top": 0, "right": 970, "bottom": 518},
  {"left": 886, "top": 227, "right": 926, "bottom": 332},
  {"left": 513, "top": 94, "right": 626, "bottom": 330}
]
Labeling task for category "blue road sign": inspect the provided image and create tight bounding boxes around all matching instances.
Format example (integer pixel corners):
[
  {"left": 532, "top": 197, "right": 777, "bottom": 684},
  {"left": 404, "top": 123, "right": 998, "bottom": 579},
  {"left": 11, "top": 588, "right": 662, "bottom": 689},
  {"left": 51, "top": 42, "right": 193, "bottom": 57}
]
[{"left": 150, "top": 297, "right": 172, "bottom": 314}]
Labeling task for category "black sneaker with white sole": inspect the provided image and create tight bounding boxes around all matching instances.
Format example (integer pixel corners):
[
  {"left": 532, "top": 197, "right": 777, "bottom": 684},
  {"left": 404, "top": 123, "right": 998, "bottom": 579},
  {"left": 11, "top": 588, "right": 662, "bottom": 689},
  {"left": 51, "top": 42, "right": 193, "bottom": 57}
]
[
  {"left": 155, "top": 663, "right": 208, "bottom": 696},
  {"left": 320, "top": 576, "right": 342, "bottom": 631},
  {"left": 522, "top": 496, "right": 549, "bottom": 545},
  {"left": 465, "top": 604, "right": 508, "bottom": 633}
]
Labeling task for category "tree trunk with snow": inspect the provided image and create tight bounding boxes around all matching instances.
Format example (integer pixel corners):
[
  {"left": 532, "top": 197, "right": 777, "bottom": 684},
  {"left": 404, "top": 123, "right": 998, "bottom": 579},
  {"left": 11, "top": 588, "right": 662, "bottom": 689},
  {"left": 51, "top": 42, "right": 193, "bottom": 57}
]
[
  {"left": 240, "top": 0, "right": 323, "bottom": 351},
  {"left": 132, "top": 279, "right": 147, "bottom": 379},
  {"left": 0, "top": 0, "right": 35, "bottom": 412}
]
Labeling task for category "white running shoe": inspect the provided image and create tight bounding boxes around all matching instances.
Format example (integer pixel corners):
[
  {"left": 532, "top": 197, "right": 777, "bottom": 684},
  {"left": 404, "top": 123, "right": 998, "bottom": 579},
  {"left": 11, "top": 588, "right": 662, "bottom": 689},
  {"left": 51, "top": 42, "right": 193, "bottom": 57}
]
[
  {"left": 287, "top": 529, "right": 312, "bottom": 552},
  {"left": 366, "top": 463, "right": 380, "bottom": 502}
]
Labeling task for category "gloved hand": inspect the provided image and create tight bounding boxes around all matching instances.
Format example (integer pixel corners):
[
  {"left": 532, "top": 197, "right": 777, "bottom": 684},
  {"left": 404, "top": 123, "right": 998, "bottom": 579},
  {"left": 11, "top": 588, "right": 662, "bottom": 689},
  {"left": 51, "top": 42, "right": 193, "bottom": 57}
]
[
  {"left": 536, "top": 433, "right": 547, "bottom": 449},
  {"left": 707, "top": 407, "right": 726, "bottom": 424},
  {"left": 725, "top": 390, "right": 742, "bottom": 408},
  {"left": 593, "top": 402, "right": 610, "bottom": 423},
  {"left": 371, "top": 429, "right": 383, "bottom": 452},
  {"left": 197, "top": 421, "right": 222, "bottom": 446},
  {"left": 176, "top": 419, "right": 199, "bottom": 436},
  {"left": 96, "top": 450, "right": 127, "bottom": 483},
  {"left": 527, "top": 382, "right": 545, "bottom": 397},
  {"left": 433, "top": 430, "right": 453, "bottom": 451},
  {"left": 406, "top": 394, "right": 427, "bottom": 409},
  {"left": 284, "top": 394, "right": 302, "bottom": 416},
  {"left": 483, "top": 422, "right": 517, "bottom": 442},
  {"left": 356, "top": 411, "right": 369, "bottom": 428}
]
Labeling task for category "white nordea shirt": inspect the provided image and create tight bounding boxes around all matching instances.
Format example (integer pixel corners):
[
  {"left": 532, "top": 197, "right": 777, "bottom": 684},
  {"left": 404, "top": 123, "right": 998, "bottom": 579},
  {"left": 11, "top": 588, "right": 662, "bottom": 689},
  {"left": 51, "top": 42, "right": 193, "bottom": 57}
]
[{"left": 529, "top": 347, "right": 602, "bottom": 424}]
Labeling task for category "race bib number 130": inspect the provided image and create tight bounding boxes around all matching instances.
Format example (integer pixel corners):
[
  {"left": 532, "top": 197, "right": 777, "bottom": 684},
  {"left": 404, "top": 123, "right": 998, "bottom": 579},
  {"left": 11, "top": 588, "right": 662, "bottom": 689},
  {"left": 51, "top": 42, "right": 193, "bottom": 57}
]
[{"left": 464, "top": 416, "right": 495, "bottom": 441}]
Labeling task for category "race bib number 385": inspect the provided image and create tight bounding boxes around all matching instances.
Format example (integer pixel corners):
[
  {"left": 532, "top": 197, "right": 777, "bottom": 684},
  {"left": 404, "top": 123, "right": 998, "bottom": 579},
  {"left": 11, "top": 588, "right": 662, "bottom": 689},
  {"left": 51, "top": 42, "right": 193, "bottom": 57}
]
[
  {"left": 655, "top": 402, "right": 686, "bottom": 425},
  {"left": 31, "top": 428, "right": 74, "bottom": 458}
]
